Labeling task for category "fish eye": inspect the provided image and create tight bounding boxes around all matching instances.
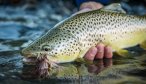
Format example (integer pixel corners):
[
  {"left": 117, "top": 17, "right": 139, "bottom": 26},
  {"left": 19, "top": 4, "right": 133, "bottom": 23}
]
[
  {"left": 42, "top": 45, "right": 51, "bottom": 51},
  {"left": 44, "top": 48, "right": 49, "bottom": 51}
]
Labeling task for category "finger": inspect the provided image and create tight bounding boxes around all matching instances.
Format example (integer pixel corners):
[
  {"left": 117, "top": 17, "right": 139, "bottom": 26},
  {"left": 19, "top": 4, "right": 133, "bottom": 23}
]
[
  {"left": 95, "top": 43, "right": 105, "bottom": 59},
  {"left": 84, "top": 47, "right": 97, "bottom": 61},
  {"left": 104, "top": 46, "right": 113, "bottom": 58}
]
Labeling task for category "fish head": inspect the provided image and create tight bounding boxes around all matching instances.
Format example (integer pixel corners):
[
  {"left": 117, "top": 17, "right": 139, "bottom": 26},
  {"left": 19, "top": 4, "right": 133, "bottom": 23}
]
[
  {"left": 21, "top": 40, "right": 46, "bottom": 58},
  {"left": 21, "top": 37, "right": 80, "bottom": 63}
]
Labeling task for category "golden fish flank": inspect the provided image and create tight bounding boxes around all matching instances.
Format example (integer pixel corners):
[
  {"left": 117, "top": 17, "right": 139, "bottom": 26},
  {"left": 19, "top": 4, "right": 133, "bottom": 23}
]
[{"left": 21, "top": 3, "right": 146, "bottom": 63}]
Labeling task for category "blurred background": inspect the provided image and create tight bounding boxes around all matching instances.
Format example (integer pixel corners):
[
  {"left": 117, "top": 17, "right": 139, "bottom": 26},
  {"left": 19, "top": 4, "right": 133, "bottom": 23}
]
[{"left": 0, "top": 0, "right": 146, "bottom": 84}]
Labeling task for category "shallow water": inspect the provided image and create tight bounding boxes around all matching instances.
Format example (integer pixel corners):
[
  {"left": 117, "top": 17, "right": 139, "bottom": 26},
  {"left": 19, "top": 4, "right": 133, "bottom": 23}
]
[{"left": 0, "top": 0, "right": 146, "bottom": 84}]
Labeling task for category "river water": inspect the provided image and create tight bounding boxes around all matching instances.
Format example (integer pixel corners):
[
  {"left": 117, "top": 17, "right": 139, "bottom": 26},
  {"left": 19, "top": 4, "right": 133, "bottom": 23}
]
[{"left": 0, "top": 0, "right": 146, "bottom": 84}]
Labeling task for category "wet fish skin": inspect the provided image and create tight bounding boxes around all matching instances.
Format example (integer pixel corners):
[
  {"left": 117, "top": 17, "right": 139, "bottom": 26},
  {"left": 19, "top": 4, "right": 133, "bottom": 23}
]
[{"left": 21, "top": 5, "right": 146, "bottom": 63}]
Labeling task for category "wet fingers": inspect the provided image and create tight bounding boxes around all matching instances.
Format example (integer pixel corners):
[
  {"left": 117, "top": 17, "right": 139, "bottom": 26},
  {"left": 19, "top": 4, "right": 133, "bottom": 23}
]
[
  {"left": 104, "top": 46, "right": 113, "bottom": 58},
  {"left": 85, "top": 44, "right": 113, "bottom": 60},
  {"left": 84, "top": 47, "right": 97, "bottom": 61},
  {"left": 95, "top": 44, "right": 105, "bottom": 59}
]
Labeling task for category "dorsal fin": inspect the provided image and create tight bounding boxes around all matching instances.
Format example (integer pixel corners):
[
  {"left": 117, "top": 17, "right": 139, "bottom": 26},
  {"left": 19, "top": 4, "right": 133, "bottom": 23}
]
[{"left": 101, "top": 3, "right": 126, "bottom": 13}]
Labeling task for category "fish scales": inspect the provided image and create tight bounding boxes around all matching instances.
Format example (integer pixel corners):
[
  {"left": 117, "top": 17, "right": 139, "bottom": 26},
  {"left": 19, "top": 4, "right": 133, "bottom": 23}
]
[{"left": 21, "top": 7, "right": 146, "bottom": 63}]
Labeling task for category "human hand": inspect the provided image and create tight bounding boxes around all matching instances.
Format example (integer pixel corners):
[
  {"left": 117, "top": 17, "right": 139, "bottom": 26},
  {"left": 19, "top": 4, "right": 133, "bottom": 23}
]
[{"left": 84, "top": 43, "right": 113, "bottom": 60}]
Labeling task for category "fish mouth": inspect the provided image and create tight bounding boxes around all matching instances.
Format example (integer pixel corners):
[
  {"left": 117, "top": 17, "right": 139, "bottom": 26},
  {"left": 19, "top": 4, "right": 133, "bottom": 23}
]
[
  {"left": 22, "top": 52, "right": 45, "bottom": 64},
  {"left": 21, "top": 52, "right": 37, "bottom": 65},
  {"left": 21, "top": 50, "right": 34, "bottom": 57},
  {"left": 23, "top": 57, "right": 37, "bottom": 65}
]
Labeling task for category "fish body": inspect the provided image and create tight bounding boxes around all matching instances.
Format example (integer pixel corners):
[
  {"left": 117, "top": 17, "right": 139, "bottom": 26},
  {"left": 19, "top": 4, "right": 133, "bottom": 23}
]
[{"left": 21, "top": 4, "right": 146, "bottom": 64}]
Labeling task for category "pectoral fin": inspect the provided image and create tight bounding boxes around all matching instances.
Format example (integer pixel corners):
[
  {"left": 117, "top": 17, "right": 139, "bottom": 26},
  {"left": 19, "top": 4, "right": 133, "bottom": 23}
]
[
  {"left": 140, "top": 41, "right": 146, "bottom": 50},
  {"left": 116, "top": 49, "right": 133, "bottom": 57}
]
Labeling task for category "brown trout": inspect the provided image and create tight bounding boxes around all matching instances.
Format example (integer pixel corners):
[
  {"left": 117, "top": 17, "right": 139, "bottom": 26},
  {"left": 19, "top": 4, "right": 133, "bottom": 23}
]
[{"left": 21, "top": 3, "right": 146, "bottom": 66}]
